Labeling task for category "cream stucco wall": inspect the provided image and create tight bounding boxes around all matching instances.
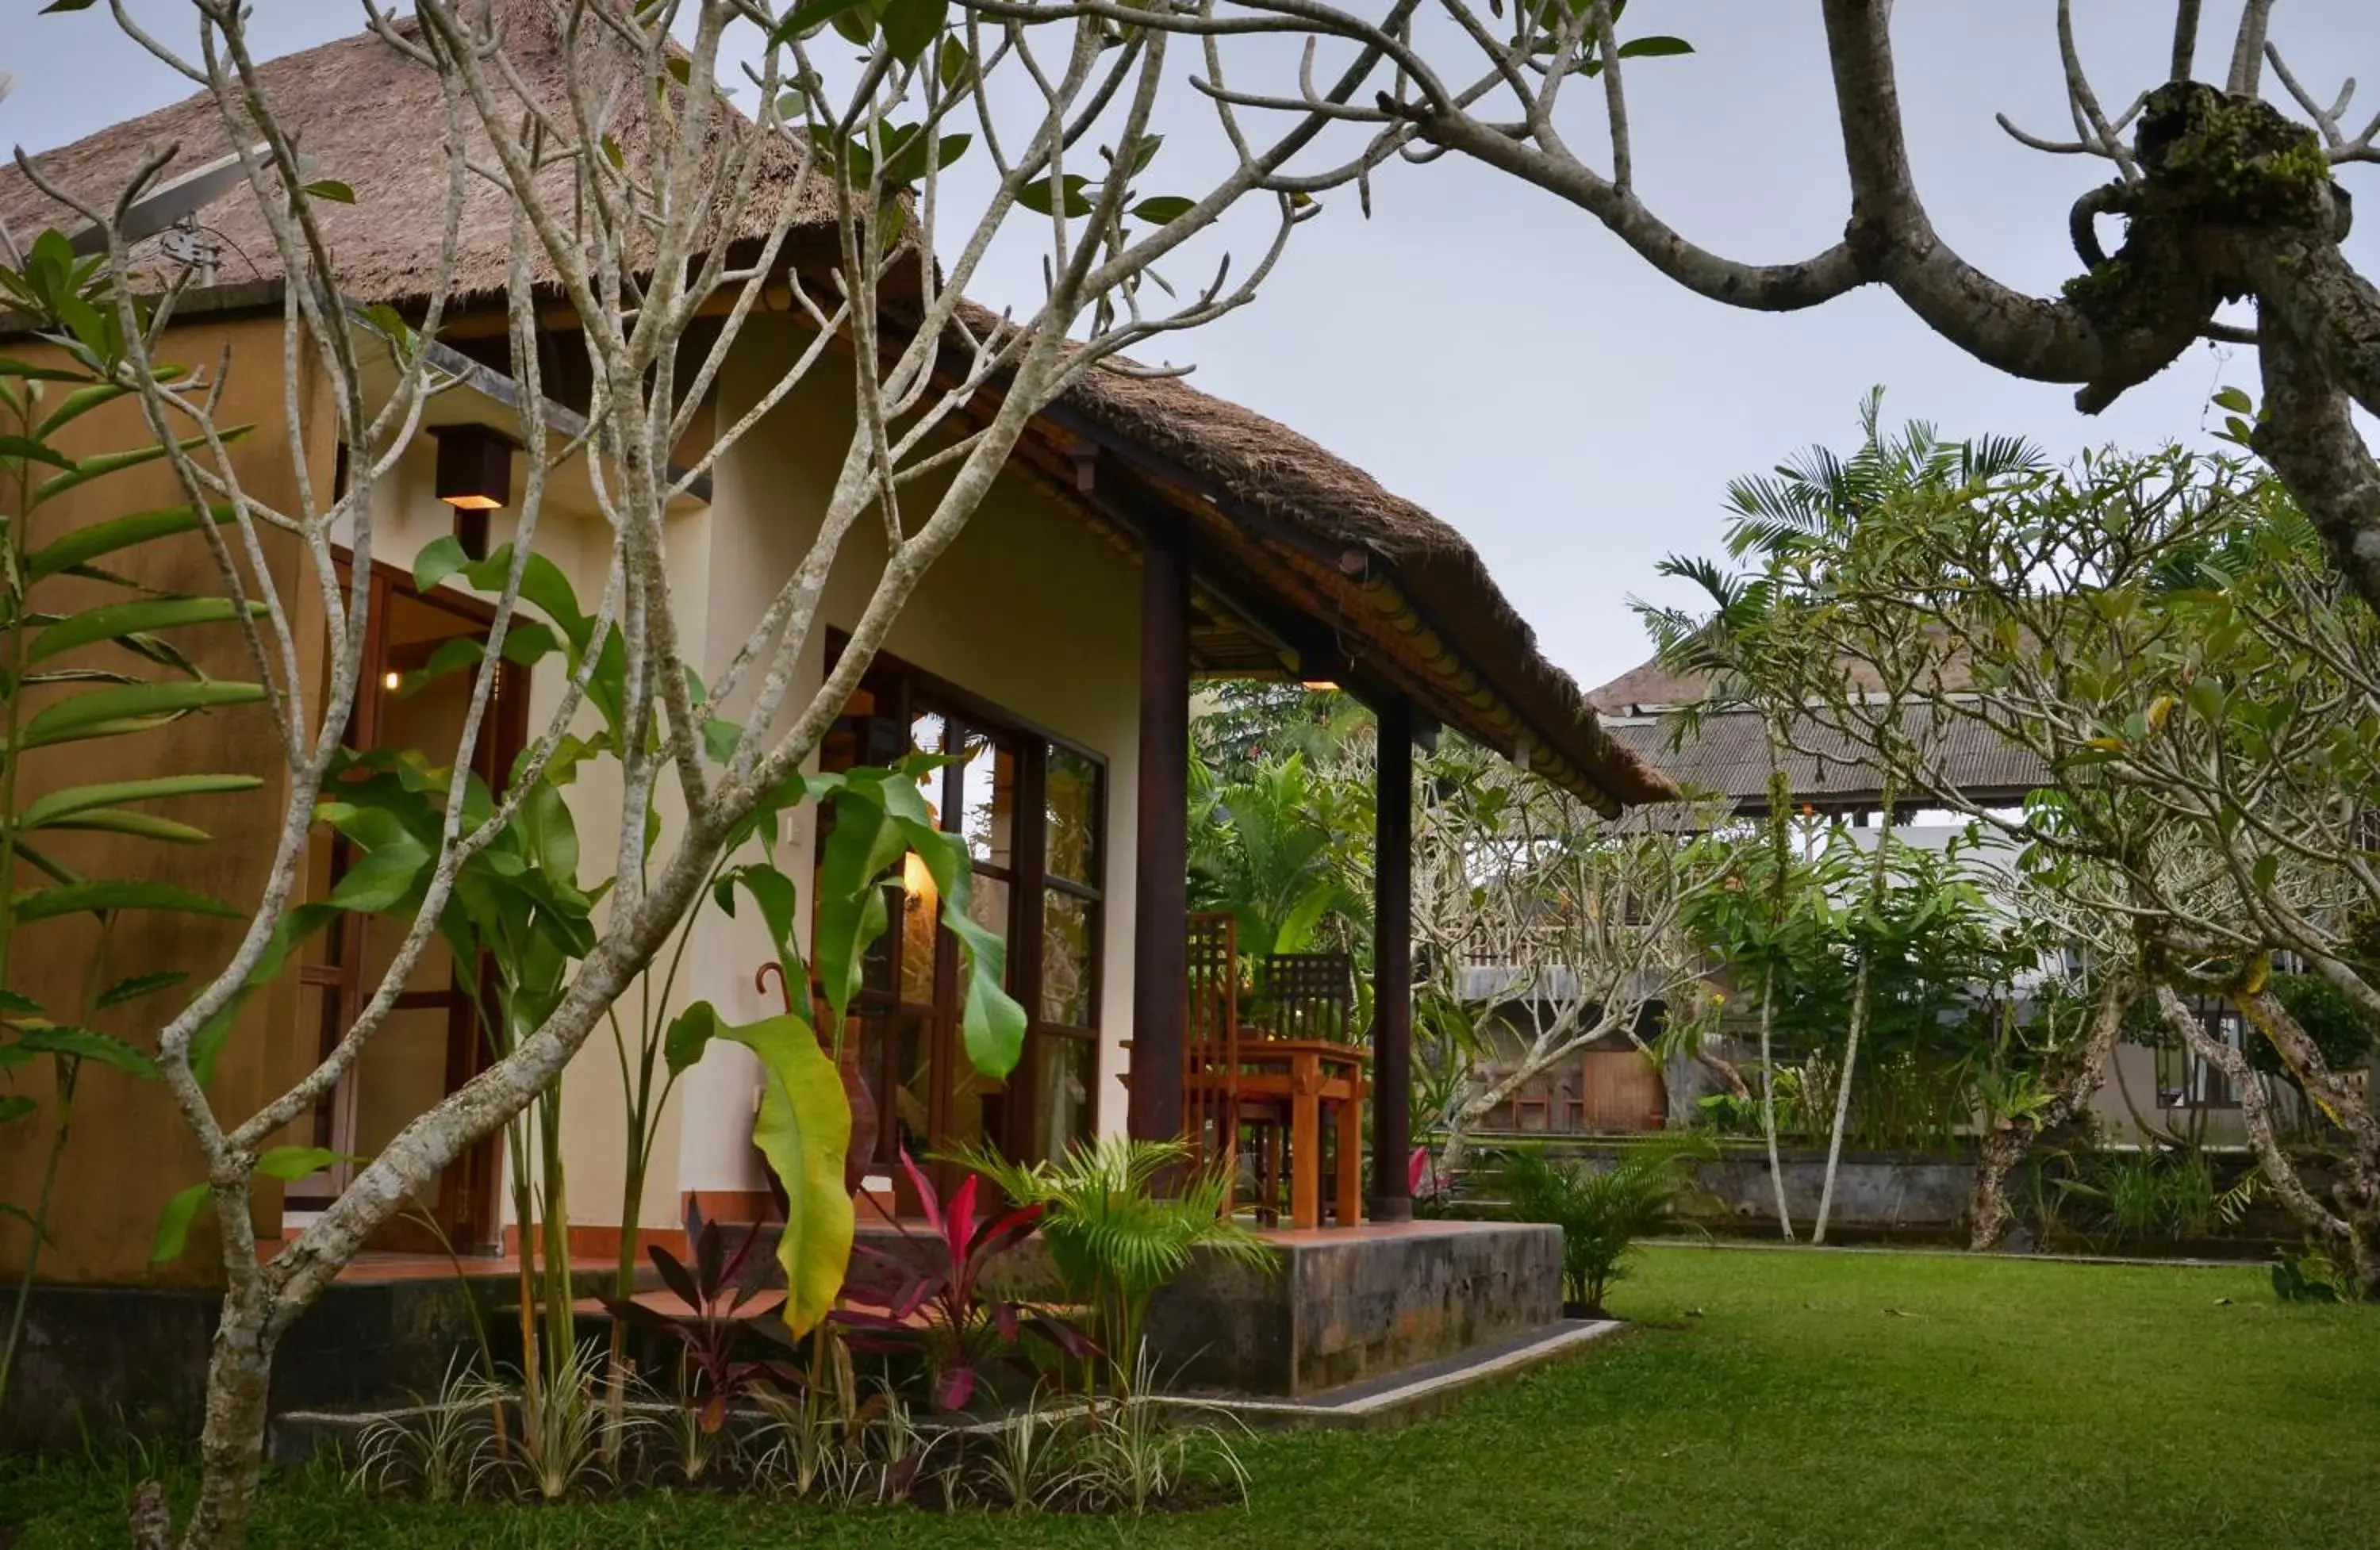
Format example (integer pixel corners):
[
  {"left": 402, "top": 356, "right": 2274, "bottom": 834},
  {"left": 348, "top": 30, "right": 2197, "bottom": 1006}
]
[
  {"left": 356, "top": 430, "right": 701, "bottom": 1241},
  {"left": 673, "top": 317, "right": 1145, "bottom": 1198},
  {"left": 351, "top": 319, "right": 1145, "bottom": 1228}
]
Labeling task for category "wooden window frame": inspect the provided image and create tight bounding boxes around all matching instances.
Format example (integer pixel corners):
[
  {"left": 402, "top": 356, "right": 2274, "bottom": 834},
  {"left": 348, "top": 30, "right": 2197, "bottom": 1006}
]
[{"left": 822, "top": 635, "right": 1107, "bottom": 1168}]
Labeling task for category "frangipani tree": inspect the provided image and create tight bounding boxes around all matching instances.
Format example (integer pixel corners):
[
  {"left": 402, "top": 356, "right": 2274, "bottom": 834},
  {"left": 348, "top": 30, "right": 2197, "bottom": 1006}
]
[
  {"left": 1409, "top": 737, "right": 1729, "bottom": 1182},
  {"left": 1745, "top": 432, "right": 2380, "bottom": 1285},
  {"left": 3, "top": 1, "right": 1407, "bottom": 1541},
  {"left": 1228, "top": 0, "right": 2380, "bottom": 617}
]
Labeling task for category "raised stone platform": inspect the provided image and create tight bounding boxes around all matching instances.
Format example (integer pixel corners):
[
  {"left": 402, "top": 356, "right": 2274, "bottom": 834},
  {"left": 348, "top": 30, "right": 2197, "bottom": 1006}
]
[{"left": 1143, "top": 1218, "right": 1563, "bottom": 1398}]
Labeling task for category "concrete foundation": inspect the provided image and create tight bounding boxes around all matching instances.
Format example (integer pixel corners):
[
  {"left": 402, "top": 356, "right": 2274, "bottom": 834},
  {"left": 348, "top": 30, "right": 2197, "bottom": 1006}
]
[
  {"left": 1143, "top": 1219, "right": 1563, "bottom": 1398},
  {"left": 0, "top": 1261, "right": 617, "bottom": 1452}
]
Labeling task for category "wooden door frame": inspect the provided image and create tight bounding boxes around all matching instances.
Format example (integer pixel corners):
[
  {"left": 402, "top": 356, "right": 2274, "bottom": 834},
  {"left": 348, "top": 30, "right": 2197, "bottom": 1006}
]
[{"left": 284, "top": 551, "right": 528, "bottom": 1253}]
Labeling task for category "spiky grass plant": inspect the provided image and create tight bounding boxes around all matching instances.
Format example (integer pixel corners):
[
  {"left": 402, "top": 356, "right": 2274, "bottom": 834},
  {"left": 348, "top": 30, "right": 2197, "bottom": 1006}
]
[
  {"left": 946, "top": 1135, "right": 1276, "bottom": 1395},
  {"left": 347, "top": 1357, "right": 505, "bottom": 1504}
]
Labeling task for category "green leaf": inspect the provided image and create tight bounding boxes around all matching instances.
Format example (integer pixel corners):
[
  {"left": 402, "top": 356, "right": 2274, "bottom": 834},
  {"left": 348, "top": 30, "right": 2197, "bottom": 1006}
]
[
  {"left": 0, "top": 1096, "right": 36, "bottom": 1126},
  {"left": 33, "top": 379, "right": 136, "bottom": 440},
  {"left": 413, "top": 534, "right": 470, "bottom": 593},
  {"left": 881, "top": 0, "right": 946, "bottom": 65},
  {"left": 97, "top": 970, "right": 190, "bottom": 1010},
  {"left": 937, "top": 33, "right": 973, "bottom": 89},
  {"left": 27, "top": 505, "right": 236, "bottom": 581},
  {"left": 714, "top": 1011, "right": 852, "bottom": 1337},
  {"left": 771, "top": 0, "right": 868, "bottom": 44},
  {"left": 302, "top": 179, "right": 356, "bottom": 204},
  {"left": 36, "top": 808, "right": 212, "bottom": 844},
  {"left": 20, "top": 773, "right": 261, "bottom": 831},
  {"left": 1615, "top": 34, "right": 1694, "bottom": 58},
  {"left": 1129, "top": 194, "right": 1196, "bottom": 224},
  {"left": 258, "top": 1145, "right": 352, "bottom": 1182},
  {"left": 516, "top": 781, "right": 579, "bottom": 884},
  {"left": 41, "top": 1, "right": 102, "bottom": 12},
  {"left": 15, "top": 1023, "right": 157, "bottom": 1077},
  {"left": 0, "top": 356, "right": 87, "bottom": 382},
  {"left": 328, "top": 836, "right": 432, "bottom": 913},
  {"left": 2212, "top": 386, "right": 2255, "bottom": 415},
  {"left": 812, "top": 801, "right": 904, "bottom": 1027},
  {"left": 663, "top": 999, "right": 721, "bottom": 1077},
  {"left": 13, "top": 878, "right": 242, "bottom": 923},
  {"left": 2252, "top": 853, "right": 2280, "bottom": 892},
  {"left": 1017, "top": 174, "right": 1094, "bottom": 217},
  {"left": 33, "top": 427, "right": 249, "bottom": 508},
  {"left": 0, "top": 433, "right": 74, "bottom": 470},
  {"left": 0, "top": 988, "right": 44, "bottom": 1017},
  {"left": 152, "top": 1182, "right": 209, "bottom": 1262},
  {"left": 19, "top": 678, "right": 266, "bottom": 748},
  {"left": 29, "top": 597, "right": 264, "bottom": 663}
]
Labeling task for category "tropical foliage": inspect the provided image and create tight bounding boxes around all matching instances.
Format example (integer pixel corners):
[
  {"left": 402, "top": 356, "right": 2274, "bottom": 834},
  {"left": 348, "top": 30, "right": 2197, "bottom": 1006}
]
[
  {"left": 950, "top": 1134, "right": 1273, "bottom": 1395},
  {"left": 1495, "top": 1138, "right": 1715, "bottom": 1317},
  {"left": 0, "top": 245, "right": 267, "bottom": 1409}
]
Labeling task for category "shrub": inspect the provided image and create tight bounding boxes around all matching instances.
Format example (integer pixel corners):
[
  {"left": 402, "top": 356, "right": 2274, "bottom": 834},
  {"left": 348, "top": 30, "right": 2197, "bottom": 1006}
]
[{"left": 1497, "top": 1139, "right": 1714, "bottom": 1317}]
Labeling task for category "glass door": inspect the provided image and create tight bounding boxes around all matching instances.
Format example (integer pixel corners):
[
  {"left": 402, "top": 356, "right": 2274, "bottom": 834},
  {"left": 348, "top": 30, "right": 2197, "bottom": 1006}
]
[{"left": 281, "top": 562, "right": 523, "bottom": 1253}]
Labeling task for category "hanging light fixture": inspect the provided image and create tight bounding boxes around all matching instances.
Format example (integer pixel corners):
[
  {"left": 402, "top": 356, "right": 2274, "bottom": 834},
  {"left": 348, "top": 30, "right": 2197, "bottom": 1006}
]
[{"left": 431, "top": 424, "right": 513, "bottom": 560}]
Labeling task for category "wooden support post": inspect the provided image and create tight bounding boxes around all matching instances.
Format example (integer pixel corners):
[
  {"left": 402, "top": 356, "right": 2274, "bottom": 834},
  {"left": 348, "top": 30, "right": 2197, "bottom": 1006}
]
[
  {"left": 1128, "top": 511, "right": 1192, "bottom": 1147},
  {"left": 1371, "top": 695, "right": 1415, "bottom": 1222}
]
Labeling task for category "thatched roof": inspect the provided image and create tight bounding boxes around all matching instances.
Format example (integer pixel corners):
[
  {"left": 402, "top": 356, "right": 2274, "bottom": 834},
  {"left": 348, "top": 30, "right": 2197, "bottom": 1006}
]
[
  {"left": 1587, "top": 657, "right": 2046, "bottom": 813},
  {"left": 4, "top": 5, "right": 1668, "bottom": 812},
  {"left": 1050, "top": 368, "right": 1675, "bottom": 809},
  {"left": 0, "top": 6, "right": 831, "bottom": 306}
]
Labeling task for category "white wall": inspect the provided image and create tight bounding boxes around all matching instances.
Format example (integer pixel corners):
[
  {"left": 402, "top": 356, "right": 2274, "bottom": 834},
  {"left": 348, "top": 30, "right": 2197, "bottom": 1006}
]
[{"left": 672, "top": 318, "right": 1146, "bottom": 1199}]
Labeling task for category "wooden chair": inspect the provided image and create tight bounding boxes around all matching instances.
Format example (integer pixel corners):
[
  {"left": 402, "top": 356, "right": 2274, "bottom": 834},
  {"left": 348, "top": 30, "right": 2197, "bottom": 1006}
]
[
  {"left": 1259, "top": 953, "right": 1356, "bottom": 1044},
  {"left": 1183, "top": 912, "right": 1242, "bottom": 1179},
  {"left": 1256, "top": 953, "right": 1357, "bottom": 1218}
]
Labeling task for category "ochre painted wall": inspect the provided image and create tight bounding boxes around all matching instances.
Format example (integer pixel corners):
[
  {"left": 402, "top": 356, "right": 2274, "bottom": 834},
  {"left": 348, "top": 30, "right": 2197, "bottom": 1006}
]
[{"left": 2, "top": 317, "right": 329, "bottom": 1288}]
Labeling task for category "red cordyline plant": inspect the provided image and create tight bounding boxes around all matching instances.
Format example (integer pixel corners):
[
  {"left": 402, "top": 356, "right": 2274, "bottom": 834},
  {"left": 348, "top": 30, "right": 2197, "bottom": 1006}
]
[
  {"left": 832, "top": 1150, "right": 1096, "bottom": 1411},
  {"left": 601, "top": 1206, "right": 799, "bottom": 1432}
]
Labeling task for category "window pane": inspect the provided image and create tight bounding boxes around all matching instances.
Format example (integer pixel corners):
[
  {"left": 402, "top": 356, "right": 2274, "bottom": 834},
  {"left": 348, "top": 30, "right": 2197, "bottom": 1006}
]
[
  {"left": 1046, "top": 746, "right": 1099, "bottom": 888},
  {"left": 1034, "top": 1035, "right": 1093, "bottom": 1164},
  {"left": 968, "top": 873, "right": 1013, "bottom": 955},
  {"left": 956, "top": 729, "right": 1015, "bottom": 868},
  {"left": 1042, "top": 891, "right": 1095, "bottom": 1026},
  {"left": 889, "top": 1007, "right": 933, "bottom": 1157},
  {"left": 897, "top": 873, "right": 937, "bottom": 1004}
]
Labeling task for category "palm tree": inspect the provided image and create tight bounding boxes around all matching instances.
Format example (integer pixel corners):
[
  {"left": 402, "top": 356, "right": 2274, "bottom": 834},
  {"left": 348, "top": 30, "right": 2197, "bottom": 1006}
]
[
  {"left": 946, "top": 1135, "right": 1274, "bottom": 1395},
  {"left": 1187, "top": 751, "right": 1371, "bottom": 964},
  {"left": 1633, "top": 389, "right": 2048, "bottom": 1242}
]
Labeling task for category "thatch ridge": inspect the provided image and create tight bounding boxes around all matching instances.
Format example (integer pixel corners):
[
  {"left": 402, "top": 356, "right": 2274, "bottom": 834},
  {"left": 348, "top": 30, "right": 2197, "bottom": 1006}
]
[
  {"left": 1055, "top": 363, "right": 1676, "bottom": 807},
  {"left": 0, "top": 6, "right": 832, "bottom": 307}
]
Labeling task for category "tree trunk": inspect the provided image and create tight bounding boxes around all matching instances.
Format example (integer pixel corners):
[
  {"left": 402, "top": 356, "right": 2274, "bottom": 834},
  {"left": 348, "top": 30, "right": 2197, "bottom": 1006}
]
[
  {"left": 1967, "top": 1126, "right": 2029, "bottom": 1252},
  {"left": 1969, "top": 972, "right": 2140, "bottom": 1252},
  {"left": 1755, "top": 967, "right": 1795, "bottom": 1241},
  {"left": 155, "top": 1272, "right": 278, "bottom": 1549},
  {"left": 1814, "top": 792, "right": 1898, "bottom": 1245}
]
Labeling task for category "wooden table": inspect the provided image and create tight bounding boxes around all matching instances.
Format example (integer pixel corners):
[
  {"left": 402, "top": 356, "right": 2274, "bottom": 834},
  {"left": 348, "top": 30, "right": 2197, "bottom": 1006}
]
[{"left": 1188, "top": 1037, "right": 1368, "bottom": 1230}]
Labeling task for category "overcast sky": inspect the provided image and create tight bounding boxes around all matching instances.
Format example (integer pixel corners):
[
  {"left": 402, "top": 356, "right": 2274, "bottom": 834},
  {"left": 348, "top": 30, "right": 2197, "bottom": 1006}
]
[{"left": 8, "top": 2, "right": 2375, "bottom": 694}]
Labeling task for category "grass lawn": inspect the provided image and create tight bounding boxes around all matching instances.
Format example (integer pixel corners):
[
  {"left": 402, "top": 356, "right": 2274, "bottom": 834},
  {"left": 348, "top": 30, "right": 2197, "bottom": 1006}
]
[{"left": 6, "top": 1245, "right": 2375, "bottom": 1548}]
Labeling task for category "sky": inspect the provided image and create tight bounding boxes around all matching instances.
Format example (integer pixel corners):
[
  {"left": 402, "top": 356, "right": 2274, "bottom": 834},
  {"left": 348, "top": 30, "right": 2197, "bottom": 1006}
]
[{"left": 6, "top": 1, "right": 2376, "bottom": 696}]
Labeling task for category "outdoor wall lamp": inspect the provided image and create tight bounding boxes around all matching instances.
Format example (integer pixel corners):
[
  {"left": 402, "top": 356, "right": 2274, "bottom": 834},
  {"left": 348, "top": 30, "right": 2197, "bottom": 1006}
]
[{"left": 432, "top": 423, "right": 514, "bottom": 560}]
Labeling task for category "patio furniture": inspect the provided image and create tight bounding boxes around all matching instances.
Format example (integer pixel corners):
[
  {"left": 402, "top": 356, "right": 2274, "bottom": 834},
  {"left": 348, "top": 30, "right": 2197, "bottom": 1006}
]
[
  {"left": 1184, "top": 912, "right": 1244, "bottom": 1176},
  {"left": 1259, "top": 952, "right": 1357, "bottom": 1044},
  {"left": 1187, "top": 1036, "right": 1368, "bottom": 1229}
]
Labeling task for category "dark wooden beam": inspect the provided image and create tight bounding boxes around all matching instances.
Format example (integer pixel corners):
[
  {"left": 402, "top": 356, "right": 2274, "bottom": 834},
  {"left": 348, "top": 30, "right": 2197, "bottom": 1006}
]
[
  {"left": 1128, "top": 508, "right": 1192, "bottom": 1148},
  {"left": 1369, "top": 693, "right": 1415, "bottom": 1222}
]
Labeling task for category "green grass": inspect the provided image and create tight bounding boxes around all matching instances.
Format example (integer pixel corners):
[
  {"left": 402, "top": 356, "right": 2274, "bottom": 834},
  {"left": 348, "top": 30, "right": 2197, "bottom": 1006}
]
[{"left": 7, "top": 1246, "right": 2375, "bottom": 1549}]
